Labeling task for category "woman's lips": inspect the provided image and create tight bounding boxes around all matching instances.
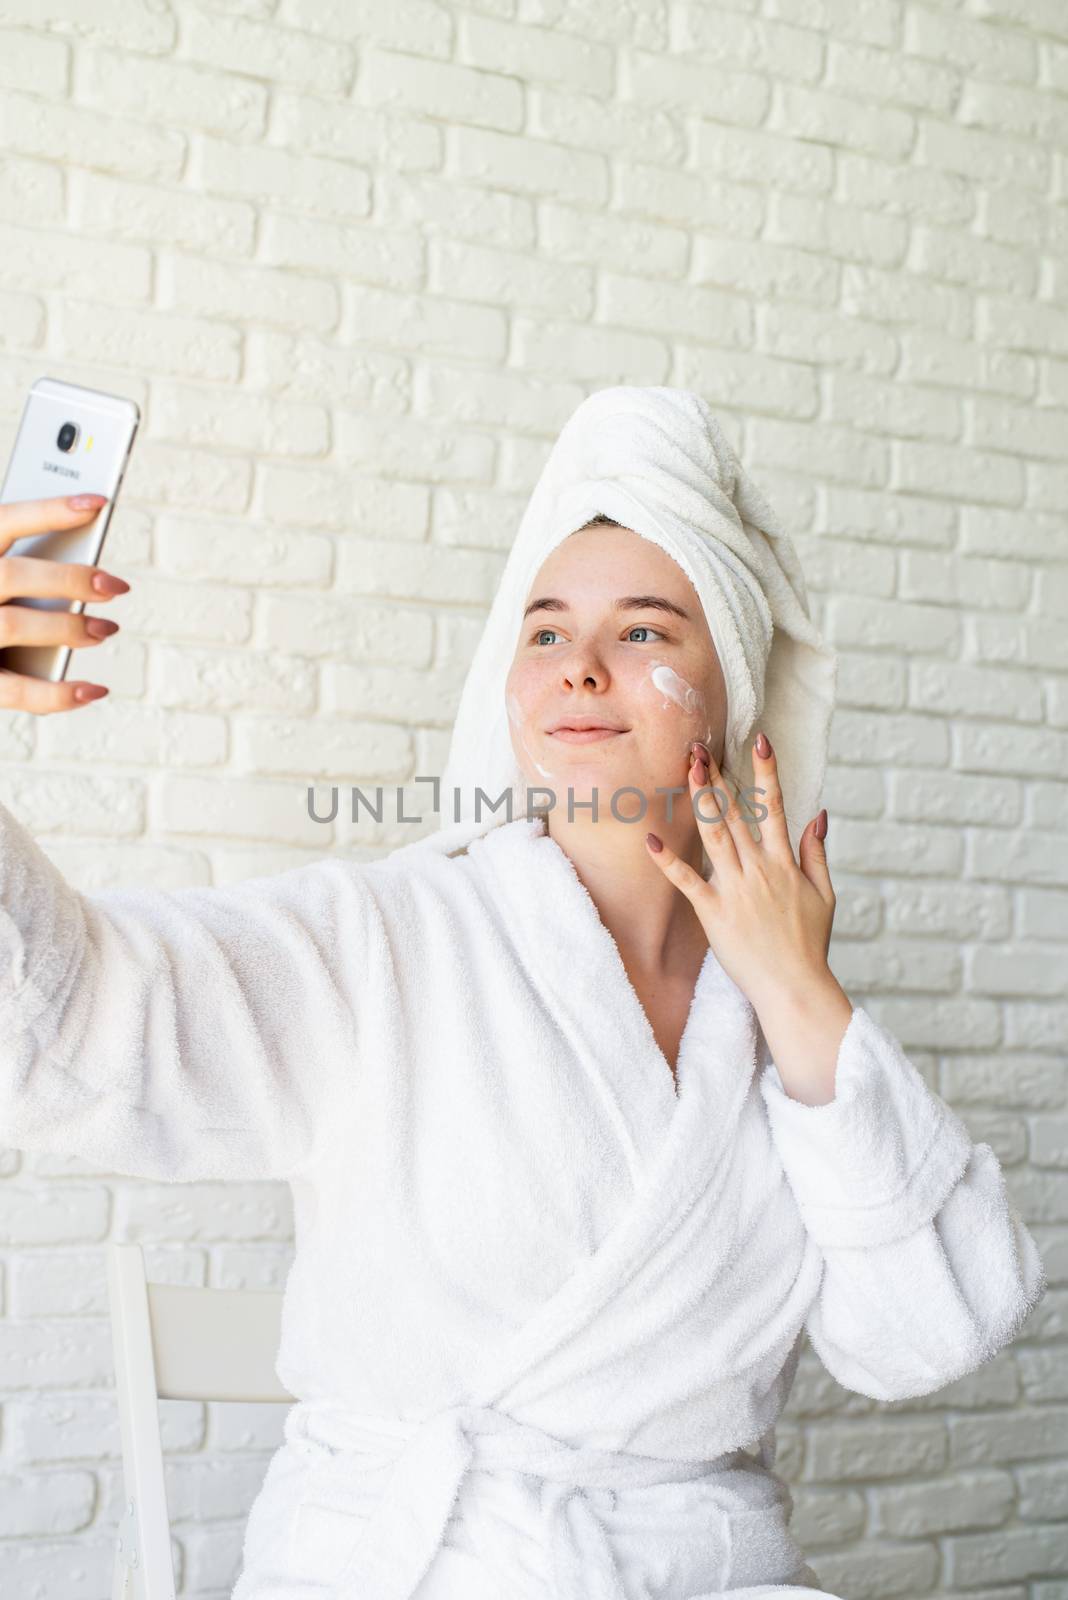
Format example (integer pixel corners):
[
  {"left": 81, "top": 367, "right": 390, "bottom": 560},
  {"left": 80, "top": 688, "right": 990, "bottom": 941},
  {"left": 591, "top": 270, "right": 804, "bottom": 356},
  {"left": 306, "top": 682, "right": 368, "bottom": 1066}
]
[{"left": 548, "top": 727, "right": 628, "bottom": 744}]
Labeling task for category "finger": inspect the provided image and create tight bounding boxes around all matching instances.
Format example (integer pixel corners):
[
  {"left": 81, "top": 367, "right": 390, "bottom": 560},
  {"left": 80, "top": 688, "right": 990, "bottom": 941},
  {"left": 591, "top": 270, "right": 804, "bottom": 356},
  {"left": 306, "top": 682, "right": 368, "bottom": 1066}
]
[
  {"left": 0, "top": 667, "right": 109, "bottom": 715},
  {"left": 645, "top": 828, "right": 720, "bottom": 905},
  {"left": 749, "top": 731, "right": 794, "bottom": 860},
  {"left": 689, "top": 743, "right": 743, "bottom": 872},
  {"left": 798, "top": 810, "right": 835, "bottom": 906},
  {"left": 0, "top": 553, "right": 129, "bottom": 605},
  {"left": 0, "top": 601, "right": 120, "bottom": 651},
  {"left": 0, "top": 493, "right": 109, "bottom": 557}
]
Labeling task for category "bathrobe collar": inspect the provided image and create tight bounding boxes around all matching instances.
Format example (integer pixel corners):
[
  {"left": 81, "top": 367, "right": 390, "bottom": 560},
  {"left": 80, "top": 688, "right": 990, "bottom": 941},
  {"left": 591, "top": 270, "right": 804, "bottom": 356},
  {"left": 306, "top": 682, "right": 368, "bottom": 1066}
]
[{"left": 466, "top": 813, "right": 761, "bottom": 1189}]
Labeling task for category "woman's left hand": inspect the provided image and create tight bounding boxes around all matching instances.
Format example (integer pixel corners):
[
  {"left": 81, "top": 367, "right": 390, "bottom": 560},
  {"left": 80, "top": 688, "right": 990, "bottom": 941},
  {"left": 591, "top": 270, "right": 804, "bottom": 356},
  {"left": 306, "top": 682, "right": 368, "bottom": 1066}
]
[{"left": 644, "top": 733, "right": 838, "bottom": 1018}]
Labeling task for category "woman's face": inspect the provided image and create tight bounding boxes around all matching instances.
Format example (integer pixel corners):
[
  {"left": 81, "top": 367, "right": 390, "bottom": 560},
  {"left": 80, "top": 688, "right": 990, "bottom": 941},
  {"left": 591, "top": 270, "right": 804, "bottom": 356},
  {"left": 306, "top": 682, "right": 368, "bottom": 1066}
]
[{"left": 505, "top": 524, "right": 727, "bottom": 820}]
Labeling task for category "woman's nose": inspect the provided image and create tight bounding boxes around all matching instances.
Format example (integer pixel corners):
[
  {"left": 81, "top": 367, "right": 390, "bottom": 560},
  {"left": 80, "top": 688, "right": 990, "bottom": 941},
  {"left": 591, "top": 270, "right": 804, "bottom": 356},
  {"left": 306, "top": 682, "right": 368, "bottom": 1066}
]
[{"left": 560, "top": 648, "right": 606, "bottom": 687}]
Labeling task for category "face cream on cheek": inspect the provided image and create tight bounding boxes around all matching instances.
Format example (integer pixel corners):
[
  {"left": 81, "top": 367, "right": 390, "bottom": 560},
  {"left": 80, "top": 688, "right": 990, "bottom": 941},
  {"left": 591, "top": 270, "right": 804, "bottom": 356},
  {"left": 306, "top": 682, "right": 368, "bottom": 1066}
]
[
  {"left": 645, "top": 661, "right": 714, "bottom": 751},
  {"left": 506, "top": 691, "right": 555, "bottom": 781}
]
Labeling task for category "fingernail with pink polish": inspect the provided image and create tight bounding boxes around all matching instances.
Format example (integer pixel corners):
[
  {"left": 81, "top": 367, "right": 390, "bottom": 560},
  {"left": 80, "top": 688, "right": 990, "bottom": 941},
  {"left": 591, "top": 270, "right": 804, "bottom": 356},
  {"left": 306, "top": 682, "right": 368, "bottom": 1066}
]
[{"left": 92, "top": 572, "right": 129, "bottom": 595}]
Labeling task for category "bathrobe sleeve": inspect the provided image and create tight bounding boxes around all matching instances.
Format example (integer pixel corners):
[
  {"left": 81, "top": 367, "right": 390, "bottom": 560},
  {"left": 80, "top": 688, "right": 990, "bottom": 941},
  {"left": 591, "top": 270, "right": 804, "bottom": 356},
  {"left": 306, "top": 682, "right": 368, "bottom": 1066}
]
[
  {"left": 759, "top": 1005, "right": 1048, "bottom": 1402},
  {"left": 0, "top": 797, "right": 376, "bottom": 1185}
]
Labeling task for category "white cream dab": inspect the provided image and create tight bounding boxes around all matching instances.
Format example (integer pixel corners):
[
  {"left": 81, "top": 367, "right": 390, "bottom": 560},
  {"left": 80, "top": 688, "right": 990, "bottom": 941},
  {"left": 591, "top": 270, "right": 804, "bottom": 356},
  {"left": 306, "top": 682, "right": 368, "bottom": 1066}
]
[{"left": 646, "top": 661, "right": 714, "bottom": 749}]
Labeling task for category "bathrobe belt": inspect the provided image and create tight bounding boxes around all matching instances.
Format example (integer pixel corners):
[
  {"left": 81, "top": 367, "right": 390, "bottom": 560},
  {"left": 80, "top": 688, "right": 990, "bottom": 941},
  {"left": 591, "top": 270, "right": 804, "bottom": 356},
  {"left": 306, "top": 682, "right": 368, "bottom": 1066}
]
[{"left": 290, "top": 1400, "right": 750, "bottom": 1600}]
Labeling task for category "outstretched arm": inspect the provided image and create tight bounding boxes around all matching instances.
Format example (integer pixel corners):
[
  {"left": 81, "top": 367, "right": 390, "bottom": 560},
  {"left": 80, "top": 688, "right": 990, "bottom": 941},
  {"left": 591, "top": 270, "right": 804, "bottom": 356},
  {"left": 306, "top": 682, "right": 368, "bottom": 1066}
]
[{"left": 0, "top": 797, "right": 378, "bottom": 1184}]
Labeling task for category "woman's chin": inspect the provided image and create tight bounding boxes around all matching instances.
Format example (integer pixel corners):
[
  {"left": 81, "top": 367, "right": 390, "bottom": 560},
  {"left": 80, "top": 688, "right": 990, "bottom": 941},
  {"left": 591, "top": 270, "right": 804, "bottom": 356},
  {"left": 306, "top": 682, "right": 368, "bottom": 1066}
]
[{"left": 537, "top": 763, "right": 651, "bottom": 811}]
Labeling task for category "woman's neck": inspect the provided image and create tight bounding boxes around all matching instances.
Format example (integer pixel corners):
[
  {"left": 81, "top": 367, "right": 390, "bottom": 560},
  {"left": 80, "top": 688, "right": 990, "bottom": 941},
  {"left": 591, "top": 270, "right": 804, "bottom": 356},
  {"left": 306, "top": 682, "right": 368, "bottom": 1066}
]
[{"left": 544, "top": 811, "right": 708, "bottom": 976}]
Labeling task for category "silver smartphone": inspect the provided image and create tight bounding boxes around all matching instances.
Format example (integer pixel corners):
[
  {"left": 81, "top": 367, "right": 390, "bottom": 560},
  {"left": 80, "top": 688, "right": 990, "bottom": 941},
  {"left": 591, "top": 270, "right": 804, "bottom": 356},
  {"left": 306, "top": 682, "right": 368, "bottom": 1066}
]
[{"left": 0, "top": 376, "right": 140, "bottom": 682}]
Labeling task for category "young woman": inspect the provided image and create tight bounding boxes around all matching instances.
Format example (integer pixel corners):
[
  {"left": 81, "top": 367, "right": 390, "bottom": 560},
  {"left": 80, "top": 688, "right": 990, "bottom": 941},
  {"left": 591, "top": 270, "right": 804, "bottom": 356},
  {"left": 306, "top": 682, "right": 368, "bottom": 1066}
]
[{"left": 0, "top": 387, "right": 1046, "bottom": 1600}]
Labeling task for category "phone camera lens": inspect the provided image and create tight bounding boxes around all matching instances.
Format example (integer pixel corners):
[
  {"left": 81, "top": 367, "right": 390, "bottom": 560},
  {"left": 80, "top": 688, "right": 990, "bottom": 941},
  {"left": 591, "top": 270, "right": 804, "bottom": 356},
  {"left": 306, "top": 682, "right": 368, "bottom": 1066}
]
[{"left": 57, "top": 422, "right": 78, "bottom": 453}]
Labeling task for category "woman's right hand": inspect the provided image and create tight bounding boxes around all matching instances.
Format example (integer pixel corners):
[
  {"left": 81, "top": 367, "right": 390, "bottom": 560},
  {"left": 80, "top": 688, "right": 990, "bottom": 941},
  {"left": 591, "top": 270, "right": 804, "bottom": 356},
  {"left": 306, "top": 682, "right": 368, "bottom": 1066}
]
[{"left": 0, "top": 492, "right": 130, "bottom": 715}]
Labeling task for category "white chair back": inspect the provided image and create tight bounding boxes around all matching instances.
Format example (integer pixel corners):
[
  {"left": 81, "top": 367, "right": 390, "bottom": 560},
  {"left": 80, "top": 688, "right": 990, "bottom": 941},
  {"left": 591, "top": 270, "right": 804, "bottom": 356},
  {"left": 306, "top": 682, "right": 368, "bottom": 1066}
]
[{"left": 106, "top": 1242, "right": 296, "bottom": 1600}]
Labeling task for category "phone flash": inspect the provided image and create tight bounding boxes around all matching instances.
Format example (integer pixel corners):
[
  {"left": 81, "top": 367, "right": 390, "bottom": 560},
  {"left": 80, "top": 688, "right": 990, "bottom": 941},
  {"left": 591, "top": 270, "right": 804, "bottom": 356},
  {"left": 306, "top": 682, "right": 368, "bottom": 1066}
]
[{"left": 86, "top": 435, "right": 94, "bottom": 450}]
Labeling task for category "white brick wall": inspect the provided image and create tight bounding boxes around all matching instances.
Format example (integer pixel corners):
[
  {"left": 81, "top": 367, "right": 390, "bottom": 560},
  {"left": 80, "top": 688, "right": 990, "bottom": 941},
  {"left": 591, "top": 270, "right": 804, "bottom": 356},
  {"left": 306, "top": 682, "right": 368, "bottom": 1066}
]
[{"left": 1, "top": 2, "right": 1065, "bottom": 1596}]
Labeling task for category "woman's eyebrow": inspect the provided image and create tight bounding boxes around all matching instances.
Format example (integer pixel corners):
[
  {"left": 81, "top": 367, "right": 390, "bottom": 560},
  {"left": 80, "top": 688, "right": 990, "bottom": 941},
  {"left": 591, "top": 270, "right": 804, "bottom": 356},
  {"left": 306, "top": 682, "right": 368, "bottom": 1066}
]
[{"left": 522, "top": 595, "right": 693, "bottom": 621}]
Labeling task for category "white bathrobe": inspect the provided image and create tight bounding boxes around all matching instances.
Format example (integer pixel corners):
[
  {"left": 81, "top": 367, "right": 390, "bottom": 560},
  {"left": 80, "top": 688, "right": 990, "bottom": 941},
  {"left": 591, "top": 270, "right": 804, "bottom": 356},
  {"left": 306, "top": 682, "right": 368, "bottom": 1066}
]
[{"left": 0, "top": 797, "right": 1047, "bottom": 1600}]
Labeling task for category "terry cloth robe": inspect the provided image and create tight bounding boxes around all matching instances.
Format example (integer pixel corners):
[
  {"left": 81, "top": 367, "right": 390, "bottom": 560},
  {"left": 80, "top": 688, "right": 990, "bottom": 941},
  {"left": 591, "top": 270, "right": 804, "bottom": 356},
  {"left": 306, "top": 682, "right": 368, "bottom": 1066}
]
[{"left": 0, "top": 798, "right": 1047, "bottom": 1600}]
